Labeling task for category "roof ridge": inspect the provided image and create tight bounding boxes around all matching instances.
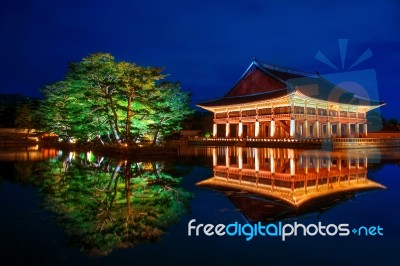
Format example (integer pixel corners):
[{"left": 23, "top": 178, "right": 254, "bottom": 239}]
[
  {"left": 224, "top": 88, "right": 288, "bottom": 99},
  {"left": 255, "top": 59, "right": 316, "bottom": 77}
]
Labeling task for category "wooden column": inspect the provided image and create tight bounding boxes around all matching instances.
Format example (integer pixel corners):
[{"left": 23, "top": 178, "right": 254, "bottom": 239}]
[
  {"left": 254, "top": 149, "right": 259, "bottom": 172},
  {"left": 363, "top": 123, "right": 368, "bottom": 137},
  {"left": 213, "top": 123, "right": 217, "bottom": 138},
  {"left": 304, "top": 157, "right": 309, "bottom": 174},
  {"left": 299, "top": 124, "right": 303, "bottom": 137},
  {"left": 238, "top": 147, "right": 243, "bottom": 169},
  {"left": 269, "top": 149, "right": 275, "bottom": 173},
  {"left": 212, "top": 148, "right": 217, "bottom": 166},
  {"left": 225, "top": 147, "right": 230, "bottom": 168},
  {"left": 255, "top": 121, "right": 260, "bottom": 138},
  {"left": 315, "top": 120, "right": 320, "bottom": 138},
  {"left": 289, "top": 147, "right": 295, "bottom": 176},
  {"left": 303, "top": 120, "right": 309, "bottom": 138},
  {"left": 290, "top": 158, "right": 295, "bottom": 175},
  {"left": 238, "top": 122, "right": 243, "bottom": 138},
  {"left": 270, "top": 119, "right": 275, "bottom": 137},
  {"left": 290, "top": 118, "right": 295, "bottom": 137},
  {"left": 355, "top": 123, "right": 359, "bottom": 137},
  {"left": 225, "top": 122, "right": 230, "bottom": 138},
  {"left": 316, "top": 158, "right": 320, "bottom": 173},
  {"left": 327, "top": 121, "right": 331, "bottom": 137}
]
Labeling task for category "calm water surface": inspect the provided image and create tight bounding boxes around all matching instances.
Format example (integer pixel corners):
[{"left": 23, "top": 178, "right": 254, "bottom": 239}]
[{"left": 0, "top": 145, "right": 400, "bottom": 265}]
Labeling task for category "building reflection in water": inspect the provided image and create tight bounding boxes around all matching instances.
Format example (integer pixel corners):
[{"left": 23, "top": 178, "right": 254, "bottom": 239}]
[{"left": 197, "top": 147, "right": 385, "bottom": 222}]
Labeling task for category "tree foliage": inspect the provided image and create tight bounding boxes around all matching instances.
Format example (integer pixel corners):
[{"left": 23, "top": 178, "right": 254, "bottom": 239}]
[
  {"left": 15, "top": 152, "right": 191, "bottom": 256},
  {"left": 15, "top": 98, "right": 41, "bottom": 139},
  {"left": 39, "top": 53, "right": 192, "bottom": 145},
  {"left": 148, "top": 82, "right": 192, "bottom": 145}
]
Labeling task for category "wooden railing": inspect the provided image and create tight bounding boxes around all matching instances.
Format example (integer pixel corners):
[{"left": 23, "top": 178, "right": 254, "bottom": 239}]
[{"left": 214, "top": 113, "right": 367, "bottom": 123}]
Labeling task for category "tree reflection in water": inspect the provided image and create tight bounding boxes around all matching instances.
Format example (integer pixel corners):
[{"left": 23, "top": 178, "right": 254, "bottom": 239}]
[{"left": 22, "top": 151, "right": 191, "bottom": 256}]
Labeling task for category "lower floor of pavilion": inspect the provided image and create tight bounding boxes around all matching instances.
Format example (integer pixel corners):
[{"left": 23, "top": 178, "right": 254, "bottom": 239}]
[{"left": 213, "top": 119, "right": 368, "bottom": 139}]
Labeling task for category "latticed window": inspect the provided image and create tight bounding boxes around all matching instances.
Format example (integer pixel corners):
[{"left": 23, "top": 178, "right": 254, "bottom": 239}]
[
  {"left": 349, "top": 112, "right": 357, "bottom": 118},
  {"left": 294, "top": 106, "right": 305, "bottom": 114},
  {"left": 275, "top": 106, "right": 290, "bottom": 114},
  {"left": 318, "top": 108, "right": 327, "bottom": 116}
]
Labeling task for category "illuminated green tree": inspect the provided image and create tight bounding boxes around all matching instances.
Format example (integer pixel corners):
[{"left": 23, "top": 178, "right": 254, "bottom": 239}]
[
  {"left": 39, "top": 80, "right": 108, "bottom": 142},
  {"left": 39, "top": 52, "right": 191, "bottom": 145},
  {"left": 67, "top": 53, "right": 123, "bottom": 141},
  {"left": 116, "top": 62, "right": 165, "bottom": 143},
  {"left": 40, "top": 81, "right": 76, "bottom": 139},
  {"left": 148, "top": 82, "right": 193, "bottom": 145}
]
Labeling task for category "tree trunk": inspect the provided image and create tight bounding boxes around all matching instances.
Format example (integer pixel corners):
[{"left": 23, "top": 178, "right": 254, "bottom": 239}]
[
  {"left": 25, "top": 129, "right": 30, "bottom": 140},
  {"left": 151, "top": 129, "right": 159, "bottom": 146},
  {"left": 109, "top": 175, "right": 119, "bottom": 209},
  {"left": 152, "top": 162, "right": 160, "bottom": 179},
  {"left": 109, "top": 121, "right": 120, "bottom": 142},
  {"left": 104, "top": 89, "right": 120, "bottom": 141},
  {"left": 125, "top": 176, "right": 131, "bottom": 214},
  {"left": 108, "top": 96, "right": 121, "bottom": 134},
  {"left": 125, "top": 95, "right": 132, "bottom": 143},
  {"left": 108, "top": 161, "right": 122, "bottom": 190},
  {"left": 151, "top": 117, "right": 166, "bottom": 146},
  {"left": 97, "top": 135, "right": 104, "bottom": 145}
]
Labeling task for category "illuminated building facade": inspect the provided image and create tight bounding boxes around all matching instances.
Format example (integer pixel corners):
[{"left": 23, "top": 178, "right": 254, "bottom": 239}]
[
  {"left": 197, "top": 147, "right": 384, "bottom": 207},
  {"left": 197, "top": 59, "right": 384, "bottom": 139}
]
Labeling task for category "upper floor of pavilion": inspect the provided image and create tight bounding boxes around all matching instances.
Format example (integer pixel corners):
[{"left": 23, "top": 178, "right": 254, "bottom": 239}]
[{"left": 197, "top": 59, "right": 385, "bottom": 115}]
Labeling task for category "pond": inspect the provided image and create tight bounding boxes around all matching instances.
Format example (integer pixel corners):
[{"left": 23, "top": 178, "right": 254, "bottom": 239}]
[{"left": 1, "top": 145, "right": 400, "bottom": 265}]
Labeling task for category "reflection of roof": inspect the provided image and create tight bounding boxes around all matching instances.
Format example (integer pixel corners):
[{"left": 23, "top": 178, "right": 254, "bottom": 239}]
[
  {"left": 226, "top": 191, "right": 355, "bottom": 223},
  {"left": 197, "top": 59, "right": 384, "bottom": 108},
  {"left": 197, "top": 176, "right": 385, "bottom": 207}
]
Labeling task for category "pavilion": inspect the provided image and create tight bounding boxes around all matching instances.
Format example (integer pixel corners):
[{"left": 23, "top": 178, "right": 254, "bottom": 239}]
[{"left": 197, "top": 59, "right": 384, "bottom": 139}]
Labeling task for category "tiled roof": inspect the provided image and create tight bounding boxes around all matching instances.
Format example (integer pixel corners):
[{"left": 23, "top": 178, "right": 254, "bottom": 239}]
[
  {"left": 198, "top": 89, "right": 288, "bottom": 107},
  {"left": 197, "top": 59, "right": 384, "bottom": 108}
]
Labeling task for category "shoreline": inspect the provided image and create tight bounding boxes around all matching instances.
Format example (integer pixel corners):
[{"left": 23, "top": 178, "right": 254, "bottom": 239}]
[{"left": 0, "top": 141, "right": 179, "bottom": 159}]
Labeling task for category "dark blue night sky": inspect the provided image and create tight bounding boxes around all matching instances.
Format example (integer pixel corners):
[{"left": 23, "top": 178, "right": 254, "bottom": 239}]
[{"left": 0, "top": 0, "right": 399, "bottom": 118}]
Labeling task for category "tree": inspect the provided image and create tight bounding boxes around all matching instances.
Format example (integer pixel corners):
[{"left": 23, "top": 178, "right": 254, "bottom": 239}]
[
  {"left": 116, "top": 62, "right": 165, "bottom": 143},
  {"left": 67, "top": 53, "right": 122, "bottom": 142},
  {"left": 147, "top": 82, "right": 193, "bottom": 145},
  {"left": 39, "top": 52, "right": 192, "bottom": 145},
  {"left": 39, "top": 80, "right": 108, "bottom": 142},
  {"left": 15, "top": 98, "right": 39, "bottom": 140}
]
